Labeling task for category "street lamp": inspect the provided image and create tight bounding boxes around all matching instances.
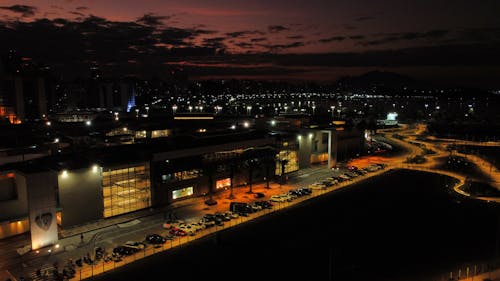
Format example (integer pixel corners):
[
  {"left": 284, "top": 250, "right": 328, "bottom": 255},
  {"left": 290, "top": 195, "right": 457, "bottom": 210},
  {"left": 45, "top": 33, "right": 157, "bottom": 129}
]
[
  {"left": 330, "top": 106, "right": 335, "bottom": 118},
  {"left": 312, "top": 105, "right": 316, "bottom": 115},
  {"left": 172, "top": 105, "right": 177, "bottom": 114},
  {"left": 246, "top": 106, "right": 252, "bottom": 115}
]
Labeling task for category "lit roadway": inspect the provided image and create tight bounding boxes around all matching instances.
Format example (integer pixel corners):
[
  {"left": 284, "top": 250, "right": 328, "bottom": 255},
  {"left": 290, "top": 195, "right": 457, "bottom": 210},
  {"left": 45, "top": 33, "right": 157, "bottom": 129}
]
[
  {"left": 3, "top": 123, "right": 500, "bottom": 281},
  {"left": 379, "top": 124, "right": 500, "bottom": 203}
]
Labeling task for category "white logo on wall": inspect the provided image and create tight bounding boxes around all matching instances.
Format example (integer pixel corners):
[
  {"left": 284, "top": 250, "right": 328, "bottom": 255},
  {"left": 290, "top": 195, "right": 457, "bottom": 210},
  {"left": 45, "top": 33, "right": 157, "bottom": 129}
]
[{"left": 35, "top": 213, "right": 53, "bottom": 231}]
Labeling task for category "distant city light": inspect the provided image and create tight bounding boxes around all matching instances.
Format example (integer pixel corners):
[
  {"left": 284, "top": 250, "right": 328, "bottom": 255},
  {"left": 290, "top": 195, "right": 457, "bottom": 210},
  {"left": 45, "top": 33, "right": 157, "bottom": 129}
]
[
  {"left": 243, "top": 121, "right": 250, "bottom": 128},
  {"left": 92, "top": 165, "right": 99, "bottom": 173},
  {"left": 387, "top": 112, "right": 398, "bottom": 121},
  {"left": 85, "top": 120, "right": 91, "bottom": 126},
  {"left": 54, "top": 138, "right": 59, "bottom": 143},
  {"left": 62, "top": 170, "right": 68, "bottom": 178},
  {"left": 270, "top": 120, "right": 276, "bottom": 126},
  {"left": 46, "top": 121, "right": 51, "bottom": 126},
  {"left": 230, "top": 125, "right": 236, "bottom": 130}
]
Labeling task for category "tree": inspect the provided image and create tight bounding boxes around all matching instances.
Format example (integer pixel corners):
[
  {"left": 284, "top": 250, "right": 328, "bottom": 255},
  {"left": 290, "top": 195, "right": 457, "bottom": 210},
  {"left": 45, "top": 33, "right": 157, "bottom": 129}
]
[
  {"left": 245, "top": 158, "right": 260, "bottom": 193},
  {"left": 262, "top": 155, "right": 276, "bottom": 189},
  {"left": 227, "top": 160, "right": 238, "bottom": 199},
  {"left": 203, "top": 162, "right": 217, "bottom": 205},
  {"left": 279, "top": 158, "right": 289, "bottom": 186}
]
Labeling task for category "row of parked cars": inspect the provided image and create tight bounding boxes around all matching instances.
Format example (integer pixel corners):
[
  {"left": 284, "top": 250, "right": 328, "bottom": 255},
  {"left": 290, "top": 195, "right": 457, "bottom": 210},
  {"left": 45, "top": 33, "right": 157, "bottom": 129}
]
[
  {"left": 111, "top": 163, "right": 387, "bottom": 259},
  {"left": 269, "top": 187, "right": 312, "bottom": 202},
  {"left": 309, "top": 163, "right": 386, "bottom": 190}
]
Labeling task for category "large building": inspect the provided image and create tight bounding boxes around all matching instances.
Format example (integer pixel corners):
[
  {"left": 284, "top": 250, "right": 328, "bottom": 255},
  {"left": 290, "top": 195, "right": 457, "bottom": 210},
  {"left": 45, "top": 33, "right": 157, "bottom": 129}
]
[{"left": 0, "top": 119, "right": 365, "bottom": 248}]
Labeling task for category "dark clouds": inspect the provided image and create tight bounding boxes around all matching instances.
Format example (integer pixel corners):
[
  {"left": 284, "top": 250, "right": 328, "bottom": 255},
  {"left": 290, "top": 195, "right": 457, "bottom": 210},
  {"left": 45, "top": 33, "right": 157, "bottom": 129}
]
[
  {"left": 250, "top": 37, "right": 267, "bottom": 42},
  {"left": 0, "top": 4, "right": 499, "bottom": 87},
  {"left": 136, "top": 13, "right": 170, "bottom": 26},
  {"left": 268, "top": 25, "right": 289, "bottom": 33},
  {"left": 0, "top": 4, "right": 37, "bottom": 17},
  {"left": 226, "top": 30, "right": 264, "bottom": 38},
  {"left": 359, "top": 29, "right": 450, "bottom": 46},
  {"left": 319, "top": 36, "right": 346, "bottom": 43},
  {"left": 355, "top": 16, "right": 374, "bottom": 21},
  {"left": 258, "top": 41, "right": 304, "bottom": 52}
]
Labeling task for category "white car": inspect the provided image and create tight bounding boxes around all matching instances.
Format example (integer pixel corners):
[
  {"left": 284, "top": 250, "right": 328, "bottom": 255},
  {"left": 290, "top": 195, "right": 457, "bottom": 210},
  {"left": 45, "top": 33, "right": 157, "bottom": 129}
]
[
  {"left": 224, "top": 211, "right": 239, "bottom": 219},
  {"left": 325, "top": 178, "right": 339, "bottom": 185},
  {"left": 309, "top": 182, "right": 326, "bottom": 190},
  {"left": 123, "top": 241, "right": 145, "bottom": 250},
  {"left": 177, "top": 223, "right": 197, "bottom": 236},
  {"left": 270, "top": 194, "right": 288, "bottom": 202},
  {"left": 339, "top": 174, "right": 352, "bottom": 180}
]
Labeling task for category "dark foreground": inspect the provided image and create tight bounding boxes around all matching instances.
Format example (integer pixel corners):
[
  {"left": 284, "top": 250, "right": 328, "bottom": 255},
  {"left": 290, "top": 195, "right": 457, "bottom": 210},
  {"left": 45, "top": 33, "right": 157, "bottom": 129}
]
[{"left": 94, "top": 169, "right": 499, "bottom": 281}]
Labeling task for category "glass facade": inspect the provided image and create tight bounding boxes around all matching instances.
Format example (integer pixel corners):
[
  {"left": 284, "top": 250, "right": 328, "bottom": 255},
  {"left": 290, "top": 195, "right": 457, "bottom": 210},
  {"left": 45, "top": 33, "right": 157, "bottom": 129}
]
[
  {"left": 276, "top": 150, "right": 299, "bottom": 175},
  {"left": 172, "top": 187, "right": 193, "bottom": 200},
  {"left": 102, "top": 164, "right": 151, "bottom": 218}
]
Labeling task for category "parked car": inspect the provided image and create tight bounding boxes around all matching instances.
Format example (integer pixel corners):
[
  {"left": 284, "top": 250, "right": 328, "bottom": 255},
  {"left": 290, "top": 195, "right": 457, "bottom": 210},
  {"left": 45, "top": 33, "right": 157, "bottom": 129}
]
[
  {"left": 269, "top": 194, "right": 288, "bottom": 202},
  {"left": 339, "top": 174, "right": 352, "bottom": 180},
  {"left": 169, "top": 227, "right": 187, "bottom": 236},
  {"left": 215, "top": 212, "right": 231, "bottom": 221},
  {"left": 229, "top": 202, "right": 253, "bottom": 214},
  {"left": 249, "top": 203, "right": 263, "bottom": 212},
  {"left": 113, "top": 245, "right": 136, "bottom": 256},
  {"left": 254, "top": 201, "right": 273, "bottom": 209},
  {"left": 224, "top": 211, "right": 239, "bottom": 219},
  {"left": 145, "top": 234, "right": 166, "bottom": 245},
  {"left": 254, "top": 192, "right": 265, "bottom": 198},
  {"left": 123, "top": 241, "right": 146, "bottom": 250},
  {"left": 309, "top": 182, "right": 326, "bottom": 190},
  {"left": 298, "top": 187, "right": 312, "bottom": 195},
  {"left": 177, "top": 223, "right": 197, "bottom": 235},
  {"left": 201, "top": 218, "right": 215, "bottom": 228}
]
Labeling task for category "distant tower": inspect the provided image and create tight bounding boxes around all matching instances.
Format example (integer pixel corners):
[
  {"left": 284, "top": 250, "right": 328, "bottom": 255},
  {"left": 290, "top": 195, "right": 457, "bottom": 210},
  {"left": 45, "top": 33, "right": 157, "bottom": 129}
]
[{"left": 127, "top": 87, "right": 136, "bottom": 112}]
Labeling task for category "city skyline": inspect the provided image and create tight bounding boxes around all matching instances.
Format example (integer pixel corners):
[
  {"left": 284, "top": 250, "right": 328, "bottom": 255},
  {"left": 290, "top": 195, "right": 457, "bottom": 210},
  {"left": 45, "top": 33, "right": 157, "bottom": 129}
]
[{"left": 1, "top": 0, "right": 499, "bottom": 87}]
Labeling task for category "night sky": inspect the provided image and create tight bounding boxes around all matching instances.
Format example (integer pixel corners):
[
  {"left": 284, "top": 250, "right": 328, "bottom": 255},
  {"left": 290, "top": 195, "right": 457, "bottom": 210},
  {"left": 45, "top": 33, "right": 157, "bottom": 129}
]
[{"left": 1, "top": 0, "right": 499, "bottom": 87}]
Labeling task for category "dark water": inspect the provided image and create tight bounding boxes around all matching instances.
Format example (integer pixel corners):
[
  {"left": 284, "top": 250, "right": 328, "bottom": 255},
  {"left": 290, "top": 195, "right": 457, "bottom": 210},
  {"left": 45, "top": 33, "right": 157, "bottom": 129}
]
[{"left": 95, "top": 170, "right": 499, "bottom": 281}]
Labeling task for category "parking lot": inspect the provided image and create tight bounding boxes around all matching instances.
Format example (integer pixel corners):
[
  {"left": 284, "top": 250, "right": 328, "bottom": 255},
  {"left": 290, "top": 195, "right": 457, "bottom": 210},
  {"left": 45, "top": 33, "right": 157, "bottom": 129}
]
[{"left": 56, "top": 163, "right": 389, "bottom": 281}]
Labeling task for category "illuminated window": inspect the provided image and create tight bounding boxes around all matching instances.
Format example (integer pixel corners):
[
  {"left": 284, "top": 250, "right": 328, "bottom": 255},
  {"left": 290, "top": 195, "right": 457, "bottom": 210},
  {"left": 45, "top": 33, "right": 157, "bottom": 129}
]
[
  {"left": 151, "top": 129, "right": 170, "bottom": 138},
  {"left": 172, "top": 187, "right": 194, "bottom": 200},
  {"left": 216, "top": 178, "right": 231, "bottom": 189},
  {"left": 275, "top": 150, "right": 299, "bottom": 175},
  {"left": 173, "top": 169, "right": 201, "bottom": 181},
  {"left": 135, "top": 130, "right": 147, "bottom": 139},
  {"left": 102, "top": 164, "right": 151, "bottom": 218}
]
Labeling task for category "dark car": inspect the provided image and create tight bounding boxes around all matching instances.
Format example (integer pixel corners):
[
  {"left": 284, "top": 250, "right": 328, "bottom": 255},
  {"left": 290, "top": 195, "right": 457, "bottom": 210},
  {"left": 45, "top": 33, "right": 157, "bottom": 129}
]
[
  {"left": 298, "top": 187, "right": 312, "bottom": 195},
  {"left": 229, "top": 202, "right": 253, "bottom": 214},
  {"left": 113, "top": 246, "right": 136, "bottom": 257},
  {"left": 145, "top": 234, "right": 166, "bottom": 245},
  {"left": 254, "top": 192, "right": 265, "bottom": 198},
  {"left": 254, "top": 201, "right": 273, "bottom": 209}
]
